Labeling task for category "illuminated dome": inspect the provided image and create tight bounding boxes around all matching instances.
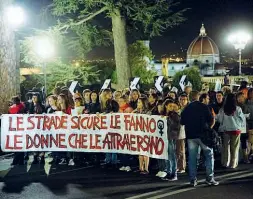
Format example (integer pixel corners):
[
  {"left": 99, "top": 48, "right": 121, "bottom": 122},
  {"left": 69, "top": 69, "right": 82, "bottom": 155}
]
[{"left": 187, "top": 24, "right": 220, "bottom": 74}]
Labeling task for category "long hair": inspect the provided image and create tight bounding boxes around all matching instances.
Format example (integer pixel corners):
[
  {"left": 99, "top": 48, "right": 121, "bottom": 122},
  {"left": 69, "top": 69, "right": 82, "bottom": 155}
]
[
  {"left": 223, "top": 93, "right": 237, "bottom": 115},
  {"left": 129, "top": 89, "right": 141, "bottom": 102},
  {"left": 57, "top": 94, "right": 69, "bottom": 112},
  {"left": 90, "top": 91, "right": 99, "bottom": 104},
  {"left": 137, "top": 97, "right": 149, "bottom": 113}
]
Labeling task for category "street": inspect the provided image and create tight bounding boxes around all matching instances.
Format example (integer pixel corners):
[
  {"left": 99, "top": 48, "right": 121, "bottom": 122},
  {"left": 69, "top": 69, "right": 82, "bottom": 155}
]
[{"left": 0, "top": 158, "right": 252, "bottom": 199}]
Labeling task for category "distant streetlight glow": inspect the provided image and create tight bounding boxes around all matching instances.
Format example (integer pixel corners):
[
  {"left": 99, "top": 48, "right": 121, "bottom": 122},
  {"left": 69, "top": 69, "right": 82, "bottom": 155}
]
[
  {"left": 33, "top": 36, "right": 55, "bottom": 96},
  {"left": 5, "top": 6, "right": 25, "bottom": 28},
  {"left": 228, "top": 31, "right": 251, "bottom": 75},
  {"left": 34, "top": 37, "right": 55, "bottom": 60}
]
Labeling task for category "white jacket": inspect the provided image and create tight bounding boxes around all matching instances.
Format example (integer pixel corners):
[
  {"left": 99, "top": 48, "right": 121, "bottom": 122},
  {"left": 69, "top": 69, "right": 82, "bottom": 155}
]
[{"left": 217, "top": 106, "right": 245, "bottom": 133}]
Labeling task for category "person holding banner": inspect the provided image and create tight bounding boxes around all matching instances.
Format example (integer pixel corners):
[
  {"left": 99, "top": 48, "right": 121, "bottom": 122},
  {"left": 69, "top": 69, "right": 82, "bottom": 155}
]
[
  {"left": 133, "top": 97, "right": 150, "bottom": 174},
  {"left": 163, "top": 99, "right": 181, "bottom": 181},
  {"left": 118, "top": 95, "right": 133, "bottom": 172},
  {"left": 155, "top": 100, "right": 167, "bottom": 178},
  {"left": 46, "top": 95, "right": 58, "bottom": 113},
  {"left": 29, "top": 93, "right": 45, "bottom": 114},
  {"left": 113, "top": 90, "right": 122, "bottom": 103},
  {"left": 83, "top": 89, "right": 91, "bottom": 112},
  {"left": 103, "top": 89, "right": 119, "bottom": 169},
  {"left": 177, "top": 93, "right": 189, "bottom": 174},
  {"left": 57, "top": 94, "right": 72, "bottom": 165},
  {"left": 129, "top": 89, "right": 141, "bottom": 110},
  {"left": 88, "top": 91, "right": 101, "bottom": 114},
  {"left": 57, "top": 94, "right": 72, "bottom": 115},
  {"left": 9, "top": 96, "right": 25, "bottom": 166}
]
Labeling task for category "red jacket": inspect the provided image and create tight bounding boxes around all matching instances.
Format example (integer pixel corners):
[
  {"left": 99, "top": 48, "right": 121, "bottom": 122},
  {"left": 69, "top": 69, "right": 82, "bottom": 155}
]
[{"left": 8, "top": 103, "right": 25, "bottom": 114}]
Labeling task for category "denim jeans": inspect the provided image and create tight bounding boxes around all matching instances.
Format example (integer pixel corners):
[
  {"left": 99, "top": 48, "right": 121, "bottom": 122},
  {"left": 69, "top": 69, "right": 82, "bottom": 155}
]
[
  {"left": 105, "top": 153, "right": 117, "bottom": 164},
  {"left": 158, "top": 159, "right": 166, "bottom": 171},
  {"left": 187, "top": 139, "right": 214, "bottom": 181},
  {"left": 166, "top": 139, "right": 177, "bottom": 176}
]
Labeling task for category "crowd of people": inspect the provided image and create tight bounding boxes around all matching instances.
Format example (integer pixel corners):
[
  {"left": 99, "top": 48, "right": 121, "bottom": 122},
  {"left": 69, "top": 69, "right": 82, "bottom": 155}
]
[{"left": 4, "top": 80, "right": 253, "bottom": 187}]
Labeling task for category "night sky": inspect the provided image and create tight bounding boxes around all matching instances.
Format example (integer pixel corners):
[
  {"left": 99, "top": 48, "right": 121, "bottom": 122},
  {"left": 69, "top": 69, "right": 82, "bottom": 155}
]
[{"left": 19, "top": 0, "right": 253, "bottom": 60}]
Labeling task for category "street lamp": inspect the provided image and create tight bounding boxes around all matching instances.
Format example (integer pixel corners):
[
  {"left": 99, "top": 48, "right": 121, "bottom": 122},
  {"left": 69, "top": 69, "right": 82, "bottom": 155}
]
[
  {"left": 33, "top": 36, "right": 55, "bottom": 96},
  {"left": 5, "top": 5, "right": 26, "bottom": 28},
  {"left": 228, "top": 32, "right": 251, "bottom": 76}
]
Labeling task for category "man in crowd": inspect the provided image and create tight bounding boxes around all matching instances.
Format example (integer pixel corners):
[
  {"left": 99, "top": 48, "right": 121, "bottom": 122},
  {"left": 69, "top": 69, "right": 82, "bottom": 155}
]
[
  {"left": 211, "top": 91, "right": 224, "bottom": 115},
  {"left": 181, "top": 91, "right": 219, "bottom": 187}
]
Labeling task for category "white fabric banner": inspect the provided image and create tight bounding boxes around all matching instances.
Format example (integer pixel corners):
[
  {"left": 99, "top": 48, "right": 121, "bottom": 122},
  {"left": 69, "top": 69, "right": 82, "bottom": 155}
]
[{"left": 0, "top": 113, "right": 168, "bottom": 160}]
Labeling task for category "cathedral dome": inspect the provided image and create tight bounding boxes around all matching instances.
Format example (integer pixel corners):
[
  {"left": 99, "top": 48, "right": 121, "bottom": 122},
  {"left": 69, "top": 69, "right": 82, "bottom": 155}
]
[{"left": 187, "top": 24, "right": 219, "bottom": 56}]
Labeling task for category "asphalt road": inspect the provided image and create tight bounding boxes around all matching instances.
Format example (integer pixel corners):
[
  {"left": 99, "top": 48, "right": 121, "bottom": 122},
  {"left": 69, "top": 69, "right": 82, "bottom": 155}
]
[{"left": 0, "top": 159, "right": 253, "bottom": 199}]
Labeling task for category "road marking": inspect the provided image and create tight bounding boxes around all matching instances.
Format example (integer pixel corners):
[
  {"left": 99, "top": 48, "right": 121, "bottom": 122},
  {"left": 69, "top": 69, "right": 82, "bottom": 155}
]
[
  {"left": 145, "top": 171, "right": 253, "bottom": 199},
  {"left": 126, "top": 169, "right": 253, "bottom": 199}
]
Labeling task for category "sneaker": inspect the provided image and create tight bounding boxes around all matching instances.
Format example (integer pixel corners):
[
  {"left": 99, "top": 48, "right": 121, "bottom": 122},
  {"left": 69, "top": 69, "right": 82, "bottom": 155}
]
[
  {"left": 168, "top": 176, "right": 178, "bottom": 181},
  {"left": 119, "top": 166, "right": 126, "bottom": 171},
  {"left": 205, "top": 179, "right": 219, "bottom": 186},
  {"left": 177, "top": 170, "right": 185, "bottom": 174},
  {"left": 125, "top": 166, "right": 131, "bottom": 172},
  {"left": 68, "top": 159, "right": 75, "bottom": 166},
  {"left": 59, "top": 158, "right": 67, "bottom": 165},
  {"left": 156, "top": 171, "right": 162, "bottom": 177},
  {"left": 190, "top": 179, "right": 198, "bottom": 187},
  {"left": 160, "top": 171, "right": 168, "bottom": 178}
]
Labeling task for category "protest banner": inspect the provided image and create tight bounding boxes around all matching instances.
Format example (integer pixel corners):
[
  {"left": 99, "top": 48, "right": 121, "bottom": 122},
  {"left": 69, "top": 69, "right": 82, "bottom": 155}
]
[{"left": 0, "top": 113, "right": 168, "bottom": 160}]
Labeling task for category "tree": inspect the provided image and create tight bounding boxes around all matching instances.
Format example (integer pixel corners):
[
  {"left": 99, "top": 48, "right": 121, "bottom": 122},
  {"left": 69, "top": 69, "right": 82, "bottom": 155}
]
[
  {"left": 128, "top": 41, "right": 156, "bottom": 84},
  {"left": 50, "top": 0, "right": 187, "bottom": 87},
  {"left": 20, "top": 61, "right": 100, "bottom": 95},
  {"left": 172, "top": 67, "right": 202, "bottom": 92},
  {"left": 0, "top": 0, "right": 19, "bottom": 113}
]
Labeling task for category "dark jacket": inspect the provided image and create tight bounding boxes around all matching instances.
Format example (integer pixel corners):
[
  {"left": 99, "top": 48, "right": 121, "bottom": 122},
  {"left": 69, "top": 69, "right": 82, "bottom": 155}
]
[
  {"left": 89, "top": 102, "right": 101, "bottom": 114},
  {"left": 105, "top": 99, "right": 119, "bottom": 113},
  {"left": 46, "top": 106, "right": 57, "bottom": 113},
  {"left": 167, "top": 111, "right": 181, "bottom": 140},
  {"left": 211, "top": 101, "right": 223, "bottom": 115},
  {"left": 129, "top": 100, "right": 138, "bottom": 110},
  {"left": 29, "top": 103, "right": 45, "bottom": 114},
  {"left": 148, "top": 102, "right": 158, "bottom": 115},
  {"left": 181, "top": 101, "right": 213, "bottom": 139}
]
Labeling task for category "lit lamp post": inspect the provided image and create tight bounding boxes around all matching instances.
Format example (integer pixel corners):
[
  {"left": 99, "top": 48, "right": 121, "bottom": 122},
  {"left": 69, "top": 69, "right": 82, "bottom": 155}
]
[
  {"left": 33, "top": 37, "right": 55, "bottom": 96},
  {"left": 228, "top": 32, "right": 251, "bottom": 76}
]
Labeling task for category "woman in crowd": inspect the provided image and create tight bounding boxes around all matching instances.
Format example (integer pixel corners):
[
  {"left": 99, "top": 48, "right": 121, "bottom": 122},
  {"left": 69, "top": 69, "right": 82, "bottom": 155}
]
[
  {"left": 83, "top": 89, "right": 91, "bottom": 111},
  {"left": 57, "top": 94, "right": 72, "bottom": 165},
  {"left": 88, "top": 91, "right": 101, "bottom": 114},
  {"left": 168, "top": 91, "right": 178, "bottom": 101},
  {"left": 118, "top": 95, "right": 133, "bottom": 172},
  {"left": 103, "top": 89, "right": 119, "bottom": 169},
  {"left": 29, "top": 93, "right": 45, "bottom": 114},
  {"left": 163, "top": 99, "right": 181, "bottom": 181},
  {"left": 129, "top": 89, "right": 141, "bottom": 110},
  {"left": 155, "top": 100, "right": 167, "bottom": 178},
  {"left": 118, "top": 95, "right": 133, "bottom": 113},
  {"left": 217, "top": 93, "right": 245, "bottom": 168},
  {"left": 57, "top": 94, "right": 72, "bottom": 115},
  {"left": 133, "top": 97, "right": 150, "bottom": 174},
  {"left": 236, "top": 92, "right": 250, "bottom": 163},
  {"left": 148, "top": 93, "right": 158, "bottom": 114},
  {"left": 113, "top": 90, "right": 122, "bottom": 103},
  {"left": 46, "top": 95, "right": 58, "bottom": 113},
  {"left": 177, "top": 93, "right": 188, "bottom": 174},
  {"left": 9, "top": 96, "right": 25, "bottom": 166}
]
